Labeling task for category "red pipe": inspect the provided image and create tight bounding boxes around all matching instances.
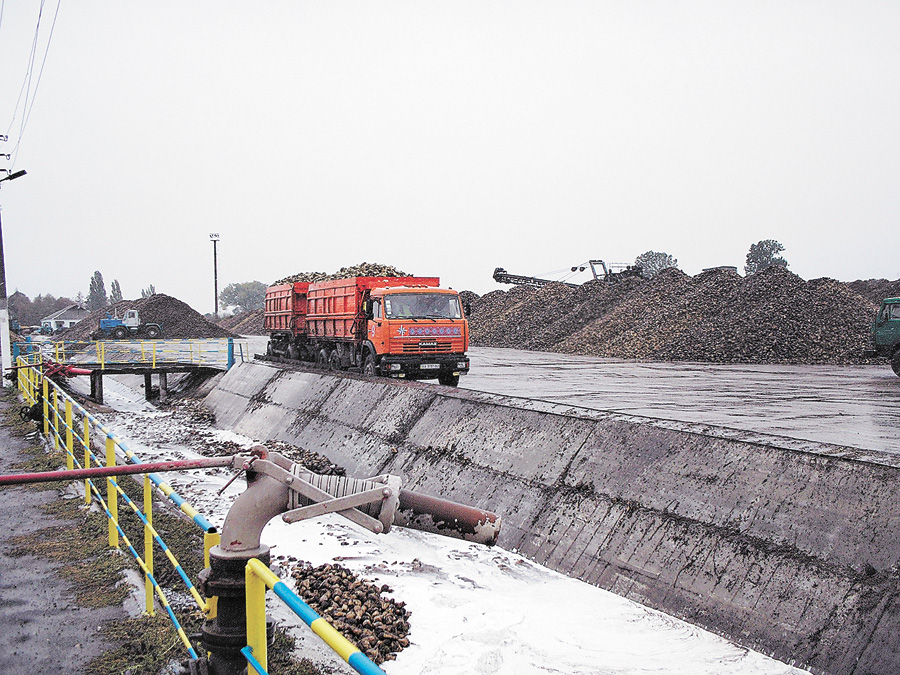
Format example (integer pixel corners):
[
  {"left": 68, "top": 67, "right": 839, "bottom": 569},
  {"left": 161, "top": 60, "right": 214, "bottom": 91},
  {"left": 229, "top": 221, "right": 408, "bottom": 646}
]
[
  {"left": 398, "top": 488, "right": 501, "bottom": 546},
  {"left": 0, "top": 456, "right": 235, "bottom": 486}
]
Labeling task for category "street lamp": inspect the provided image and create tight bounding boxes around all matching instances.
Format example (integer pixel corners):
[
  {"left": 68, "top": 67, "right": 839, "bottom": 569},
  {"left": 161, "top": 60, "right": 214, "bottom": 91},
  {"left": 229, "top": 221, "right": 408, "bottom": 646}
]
[
  {"left": 0, "top": 169, "right": 27, "bottom": 386},
  {"left": 210, "top": 233, "right": 220, "bottom": 318}
]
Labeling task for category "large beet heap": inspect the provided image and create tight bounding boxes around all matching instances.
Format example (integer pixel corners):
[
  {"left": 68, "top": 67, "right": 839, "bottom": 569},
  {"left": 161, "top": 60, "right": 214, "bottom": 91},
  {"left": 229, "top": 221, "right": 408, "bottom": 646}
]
[
  {"left": 61, "top": 294, "right": 236, "bottom": 340},
  {"left": 465, "top": 266, "right": 884, "bottom": 365}
]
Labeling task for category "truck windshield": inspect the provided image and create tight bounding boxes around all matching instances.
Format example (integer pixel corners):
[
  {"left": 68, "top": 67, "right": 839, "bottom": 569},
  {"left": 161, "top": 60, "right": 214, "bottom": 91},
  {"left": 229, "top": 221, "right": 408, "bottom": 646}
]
[{"left": 384, "top": 293, "right": 461, "bottom": 320}]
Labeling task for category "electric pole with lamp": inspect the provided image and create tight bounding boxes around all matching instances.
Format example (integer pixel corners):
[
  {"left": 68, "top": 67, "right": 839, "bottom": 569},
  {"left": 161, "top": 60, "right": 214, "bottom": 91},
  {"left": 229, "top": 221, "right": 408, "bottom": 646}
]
[{"left": 0, "top": 168, "right": 27, "bottom": 386}]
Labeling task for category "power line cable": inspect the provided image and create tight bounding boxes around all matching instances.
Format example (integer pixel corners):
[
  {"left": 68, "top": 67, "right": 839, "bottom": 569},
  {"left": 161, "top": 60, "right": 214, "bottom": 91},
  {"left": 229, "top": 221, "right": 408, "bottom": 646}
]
[
  {"left": 3, "top": 1, "right": 43, "bottom": 141},
  {"left": 3, "top": 0, "right": 62, "bottom": 166},
  {"left": 13, "top": 0, "right": 61, "bottom": 165}
]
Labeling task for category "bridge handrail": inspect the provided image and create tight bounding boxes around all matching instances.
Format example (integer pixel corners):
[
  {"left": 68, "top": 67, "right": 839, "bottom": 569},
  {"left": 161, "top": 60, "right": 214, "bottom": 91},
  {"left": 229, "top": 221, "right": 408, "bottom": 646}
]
[{"left": 13, "top": 337, "right": 248, "bottom": 371}]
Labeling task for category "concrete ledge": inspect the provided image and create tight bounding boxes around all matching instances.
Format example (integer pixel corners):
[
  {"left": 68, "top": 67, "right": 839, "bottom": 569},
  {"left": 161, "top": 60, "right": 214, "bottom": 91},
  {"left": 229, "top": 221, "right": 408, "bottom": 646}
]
[{"left": 203, "top": 362, "right": 900, "bottom": 674}]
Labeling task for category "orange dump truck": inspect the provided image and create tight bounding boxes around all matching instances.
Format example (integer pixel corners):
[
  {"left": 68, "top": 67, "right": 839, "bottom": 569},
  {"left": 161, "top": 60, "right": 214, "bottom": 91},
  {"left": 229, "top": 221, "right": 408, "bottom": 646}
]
[{"left": 264, "top": 276, "right": 470, "bottom": 386}]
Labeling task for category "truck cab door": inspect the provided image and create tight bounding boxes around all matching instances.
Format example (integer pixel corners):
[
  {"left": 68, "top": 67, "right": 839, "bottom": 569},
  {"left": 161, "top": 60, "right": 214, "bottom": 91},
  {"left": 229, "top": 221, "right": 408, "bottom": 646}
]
[
  {"left": 876, "top": 302, "right": 900, "bottom": 352},
  {"left": 369, "top": 299, "right": 385, "bottom": 351}
]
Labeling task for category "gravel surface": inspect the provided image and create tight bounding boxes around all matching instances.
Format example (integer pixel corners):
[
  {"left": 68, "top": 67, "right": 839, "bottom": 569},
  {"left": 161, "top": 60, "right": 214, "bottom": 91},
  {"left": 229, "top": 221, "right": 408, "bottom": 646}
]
[{"left": 466, "top": 266, "right": 888, "bottom": 364}]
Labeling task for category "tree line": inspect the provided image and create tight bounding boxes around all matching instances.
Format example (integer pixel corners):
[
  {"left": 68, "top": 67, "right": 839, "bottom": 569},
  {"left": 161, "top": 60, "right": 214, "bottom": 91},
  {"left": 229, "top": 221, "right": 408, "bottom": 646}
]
[
  {"left": 8, "top": 271, "right": 159, "bottom": 326},
  {"left": 633, "top": 239, "right": 788, "bottom": 279}
]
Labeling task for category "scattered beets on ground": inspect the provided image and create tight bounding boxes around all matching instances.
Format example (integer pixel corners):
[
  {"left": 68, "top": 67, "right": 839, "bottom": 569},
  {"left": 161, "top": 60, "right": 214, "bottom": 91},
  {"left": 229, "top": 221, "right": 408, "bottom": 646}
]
[
  {"left": 59, "top": 295, "right": 236, "bottom": 340},
  {"left": 466, "top": 266, "right": 886, "bottom": 365}
]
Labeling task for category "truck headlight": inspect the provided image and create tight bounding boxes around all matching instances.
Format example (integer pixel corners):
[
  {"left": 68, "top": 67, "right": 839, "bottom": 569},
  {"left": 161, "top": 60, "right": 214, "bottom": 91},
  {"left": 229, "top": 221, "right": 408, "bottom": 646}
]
[
  {"left": 457, "top": 361, "right": 469, "bottom": 369},
  {"left": 389, "top": 363, "right": 402, "bottom": 371}
]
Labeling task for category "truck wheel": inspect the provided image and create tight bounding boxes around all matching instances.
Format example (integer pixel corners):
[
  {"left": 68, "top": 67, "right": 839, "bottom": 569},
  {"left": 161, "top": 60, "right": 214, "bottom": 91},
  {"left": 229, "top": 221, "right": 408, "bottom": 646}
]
[
  {"left": 362, "top": 354, "right": 377, "bottom": 377},
  {"left": 328, "top": 351, "right": 342, "bottom": 371},
  {"left": 892, "top": 351, "right": 900, "bottom": 377},
  {"left": 112, "top": 327, "right": 128, "bottom": 339},
  {"left": 438, "top": 373, "right": 460, "bottom": 387},
  {"left": 316, "top": 349, "right": 328, "bottom": 368},
  {"left": 145, "top": 325, "right": 161, "bottom": 339},
  {"left": 288, "top": 343, "right": 300, "bottom": 360}
]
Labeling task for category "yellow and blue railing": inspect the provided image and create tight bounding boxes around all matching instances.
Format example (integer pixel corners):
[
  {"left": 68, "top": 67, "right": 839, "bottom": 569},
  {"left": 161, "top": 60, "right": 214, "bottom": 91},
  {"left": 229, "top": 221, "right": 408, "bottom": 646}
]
[
  {"left": 13, "top": 337, "right": 249, "bottom": 371},
  {"left": 11, "top": 354, "right": 391, "bottom": 672},
  {"left": 244, "top": 558, "right": 387, "bottom": 675},
  {"left": 12, "top": 354, "right": 222, "bottom": 658}
]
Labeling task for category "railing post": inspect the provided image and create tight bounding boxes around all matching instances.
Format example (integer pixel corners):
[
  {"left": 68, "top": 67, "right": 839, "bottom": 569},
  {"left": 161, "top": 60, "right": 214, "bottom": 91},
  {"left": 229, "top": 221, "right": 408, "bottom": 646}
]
[
  {"left": 42, "top": 376, "right": 49, "bottom": 435},
  {"left": 65, "top": 400, "right": 74, "bottom": 470},
  {"left": 106, "top": 435, "right": 118, "bottom": 547},
  {"left": 204, "top": 530, "right": 221, "bottom": 619},
  {"left": 144, "top": 473, "right": 155, "bottom": 616},
  {"left": 245, "top": 562, "right": 268, "bottom": 675},
  {"left": 227, "top": 338, "right": 235, "bottom": 370},
  {"left": 84, "top": 416, "right": 91, "bottom": 504},
  {"left": 52, "top": 388, "right": 59, "bottom": 450}
]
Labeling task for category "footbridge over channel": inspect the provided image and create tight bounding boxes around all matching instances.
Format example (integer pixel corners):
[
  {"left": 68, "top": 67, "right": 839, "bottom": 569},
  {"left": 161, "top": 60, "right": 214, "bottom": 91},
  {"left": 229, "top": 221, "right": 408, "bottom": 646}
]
[
  {"left": 204, "top": 361, "right": 900, "bottom": 675},
  {"left": 13, "top": 338, "right": 248, "bottom": 403}
]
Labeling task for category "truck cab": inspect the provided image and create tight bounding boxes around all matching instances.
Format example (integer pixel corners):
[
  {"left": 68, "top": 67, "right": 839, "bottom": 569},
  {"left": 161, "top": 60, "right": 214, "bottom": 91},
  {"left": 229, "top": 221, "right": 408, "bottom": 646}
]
[
  {"left": 872, "top": 298, "right": 900, "bottom": 376},
  {"left": 366, "top": 286, "right": 469, "bottom": 386}
]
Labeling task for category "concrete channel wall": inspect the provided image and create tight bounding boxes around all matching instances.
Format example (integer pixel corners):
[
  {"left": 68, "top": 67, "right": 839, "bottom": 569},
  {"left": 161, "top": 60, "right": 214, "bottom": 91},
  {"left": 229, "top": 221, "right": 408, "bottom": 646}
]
[{"left": 204, "top": 362, "right": 900, "bottom": 675}]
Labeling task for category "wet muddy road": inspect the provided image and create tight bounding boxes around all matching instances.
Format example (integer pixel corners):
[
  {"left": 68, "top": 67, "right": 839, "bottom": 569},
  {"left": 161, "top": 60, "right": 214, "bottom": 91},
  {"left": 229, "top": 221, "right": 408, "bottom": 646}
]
[{"left": 460, "top": 347, "right": 900, "bottom": 452}]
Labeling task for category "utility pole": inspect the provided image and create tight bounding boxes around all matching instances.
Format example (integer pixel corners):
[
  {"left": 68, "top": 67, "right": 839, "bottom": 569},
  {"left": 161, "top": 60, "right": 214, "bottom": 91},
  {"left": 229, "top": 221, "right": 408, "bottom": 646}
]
[
  {"left": 0, "top": 168, "right": 27, "bottom": 386},
  {"left": 210, "top": 233, "right": 220, "bottom": 318}
]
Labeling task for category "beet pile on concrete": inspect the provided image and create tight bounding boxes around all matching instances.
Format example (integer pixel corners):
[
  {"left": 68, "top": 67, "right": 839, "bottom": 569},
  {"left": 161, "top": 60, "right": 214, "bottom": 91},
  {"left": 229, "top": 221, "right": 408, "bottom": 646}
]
[
  {"left": 60, "top": 294, "right": 236, "bottom": 340},
  {"left": 466, "top": 266, "right": 884, "bottom": 364}
]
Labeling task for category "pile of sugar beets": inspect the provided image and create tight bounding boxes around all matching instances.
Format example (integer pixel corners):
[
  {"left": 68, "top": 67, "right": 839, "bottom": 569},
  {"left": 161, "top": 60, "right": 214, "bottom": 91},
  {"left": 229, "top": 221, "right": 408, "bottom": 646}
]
[{"left": 464, "top": 265, "right": 887, "bottom": 365}]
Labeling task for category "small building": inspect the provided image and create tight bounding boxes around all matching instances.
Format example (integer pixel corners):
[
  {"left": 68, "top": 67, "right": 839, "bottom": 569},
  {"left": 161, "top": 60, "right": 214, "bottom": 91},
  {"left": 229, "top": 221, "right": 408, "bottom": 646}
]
[{"left": 41, "top": 305, "right": 90, "bottom": 333}]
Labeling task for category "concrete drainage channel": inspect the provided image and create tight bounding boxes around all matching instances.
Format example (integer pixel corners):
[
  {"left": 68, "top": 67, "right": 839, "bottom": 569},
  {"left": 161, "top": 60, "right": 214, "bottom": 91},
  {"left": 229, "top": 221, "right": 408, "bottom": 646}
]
[{"left": 204, "top": 361, "right": 900, "bottom": 675}]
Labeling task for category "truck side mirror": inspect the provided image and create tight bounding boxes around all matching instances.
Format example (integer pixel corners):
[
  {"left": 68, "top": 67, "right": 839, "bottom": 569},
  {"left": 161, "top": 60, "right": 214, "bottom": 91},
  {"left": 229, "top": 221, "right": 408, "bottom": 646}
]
[
  {"left": 464, "top": 301, "right": 471, "bottom": 315},
  {"left": 362, "top": 301, "right": 374, "bottom": 320}
]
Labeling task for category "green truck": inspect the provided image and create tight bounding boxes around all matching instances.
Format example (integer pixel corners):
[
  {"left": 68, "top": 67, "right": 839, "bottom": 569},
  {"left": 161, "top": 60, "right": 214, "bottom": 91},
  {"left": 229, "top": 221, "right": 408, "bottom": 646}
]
[{"left": 869, "top": 297, "right": 900, "bottom": 376}]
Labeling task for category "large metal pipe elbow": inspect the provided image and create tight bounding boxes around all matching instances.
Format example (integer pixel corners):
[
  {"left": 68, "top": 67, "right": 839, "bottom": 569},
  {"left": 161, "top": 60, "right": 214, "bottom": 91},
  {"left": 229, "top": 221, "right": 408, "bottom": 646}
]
[{"left": 216, "top": 471, "right": 290, "bottom": 558}]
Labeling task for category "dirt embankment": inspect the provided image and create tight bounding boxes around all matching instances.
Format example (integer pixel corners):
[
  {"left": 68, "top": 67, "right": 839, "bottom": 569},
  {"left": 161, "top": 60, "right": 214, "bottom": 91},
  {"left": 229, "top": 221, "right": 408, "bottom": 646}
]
[{"left": 465, "top": 266, "right": 889, "bottom": 364}]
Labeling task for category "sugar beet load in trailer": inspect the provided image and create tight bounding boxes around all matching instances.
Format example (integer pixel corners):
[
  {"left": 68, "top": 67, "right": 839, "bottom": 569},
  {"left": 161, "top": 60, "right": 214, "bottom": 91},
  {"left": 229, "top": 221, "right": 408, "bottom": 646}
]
[{"left": 265, "top": 276, "right": 470, "bottom": 386}]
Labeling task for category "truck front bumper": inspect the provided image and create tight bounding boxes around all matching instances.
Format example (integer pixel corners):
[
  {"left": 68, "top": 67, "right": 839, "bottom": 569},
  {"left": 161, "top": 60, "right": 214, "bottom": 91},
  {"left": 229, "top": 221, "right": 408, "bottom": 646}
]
[{"left": 378, "top": 354, "right": 470, "bottom": 380}]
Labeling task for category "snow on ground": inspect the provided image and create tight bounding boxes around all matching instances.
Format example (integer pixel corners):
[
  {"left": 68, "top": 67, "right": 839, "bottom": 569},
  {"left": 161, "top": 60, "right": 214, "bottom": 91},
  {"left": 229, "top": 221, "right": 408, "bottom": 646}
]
[{"left": 77, "top": 374, "right": 806, "bottom": 675}]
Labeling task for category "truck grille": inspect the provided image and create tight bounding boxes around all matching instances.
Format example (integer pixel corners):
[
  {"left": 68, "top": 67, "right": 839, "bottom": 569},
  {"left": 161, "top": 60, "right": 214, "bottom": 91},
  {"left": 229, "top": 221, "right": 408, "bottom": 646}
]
[{"left": 402, "top": 341, "right": 453, "bottom": 353}]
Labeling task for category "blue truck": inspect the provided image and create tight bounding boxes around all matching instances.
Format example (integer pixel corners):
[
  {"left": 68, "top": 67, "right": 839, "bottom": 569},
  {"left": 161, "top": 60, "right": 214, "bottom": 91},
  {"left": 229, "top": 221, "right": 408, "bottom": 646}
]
[{"left": 97, "top": 309, "right": 162, "bottom": 339}]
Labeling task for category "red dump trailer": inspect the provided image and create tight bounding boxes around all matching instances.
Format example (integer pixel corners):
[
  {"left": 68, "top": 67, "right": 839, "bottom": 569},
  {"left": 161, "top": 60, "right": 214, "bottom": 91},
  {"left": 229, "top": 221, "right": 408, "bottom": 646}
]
[{"left": 265, "top": 276, "right": 469, "bottom": 386}]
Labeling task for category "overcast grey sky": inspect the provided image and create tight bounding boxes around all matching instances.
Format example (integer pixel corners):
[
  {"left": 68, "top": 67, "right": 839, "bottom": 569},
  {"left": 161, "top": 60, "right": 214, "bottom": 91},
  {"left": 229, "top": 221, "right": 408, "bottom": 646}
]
[{"left": 1, "top": 1, "right": 898, "bottom": 315}]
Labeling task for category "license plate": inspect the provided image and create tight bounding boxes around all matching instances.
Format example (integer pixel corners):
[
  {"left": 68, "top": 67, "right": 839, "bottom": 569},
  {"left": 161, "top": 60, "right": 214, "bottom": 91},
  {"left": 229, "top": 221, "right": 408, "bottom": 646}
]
[{"left": 420, "top": 363, "right": 440, "bottom": 370}]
